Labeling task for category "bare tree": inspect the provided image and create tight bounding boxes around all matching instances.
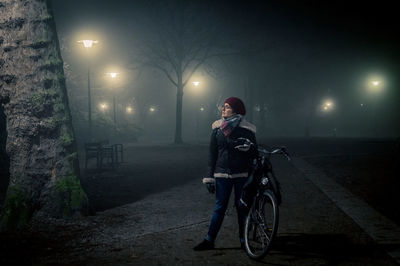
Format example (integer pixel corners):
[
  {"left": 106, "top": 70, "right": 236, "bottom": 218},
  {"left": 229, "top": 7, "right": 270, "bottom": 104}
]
[
  {"left": 132, "top": 0, "right": 220, "bottom": 143},
  {"left": 0, "top": 0, "right": 88, "bottom": 230}
]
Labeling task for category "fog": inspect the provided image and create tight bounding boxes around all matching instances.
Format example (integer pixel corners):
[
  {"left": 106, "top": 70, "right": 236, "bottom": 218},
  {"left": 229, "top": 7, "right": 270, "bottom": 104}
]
[
  {"left": 1, "top": 2, "right": 400, "bottom": 262},
  {"left": 52, "top": 0, "right": 400, "bottom": 144}
]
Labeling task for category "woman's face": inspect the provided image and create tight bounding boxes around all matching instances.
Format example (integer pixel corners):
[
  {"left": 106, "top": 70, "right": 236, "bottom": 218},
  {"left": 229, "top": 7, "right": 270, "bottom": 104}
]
[{"left": 222, "top": 103, "right": 235, "bottom": 118}]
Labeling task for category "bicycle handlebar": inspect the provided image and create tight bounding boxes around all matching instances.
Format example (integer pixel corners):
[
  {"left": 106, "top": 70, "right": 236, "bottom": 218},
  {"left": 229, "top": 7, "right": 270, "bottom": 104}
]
[
  {"left": 258, "top": 146, "right": 291, "bottom": 161},
  {"left": 234, "top": 137, "right": 291, "bottom": 161}
]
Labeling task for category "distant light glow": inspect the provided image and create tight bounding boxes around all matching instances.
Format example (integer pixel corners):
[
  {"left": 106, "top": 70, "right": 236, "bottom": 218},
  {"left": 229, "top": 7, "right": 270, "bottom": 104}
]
[
  {"left": 193, "top": 81, "right": 200, "bottom": 86},
  {"left": 126, "top": 106, "right": 133, "bottom": 114},
  {"left": 99, "top": 102, "right": 108, "bottom": 110},
  {"left": 322, "top": 99, "right": 334, "bottom": 112},
  {"left": 200, "top": 107, "right": 204, "bottom": 111},
  {"left": 78, "top": 40, "right": 98, "bottom": 48},
  {"left": 149, "top": 106, "right": 156, "bottom": 112}
]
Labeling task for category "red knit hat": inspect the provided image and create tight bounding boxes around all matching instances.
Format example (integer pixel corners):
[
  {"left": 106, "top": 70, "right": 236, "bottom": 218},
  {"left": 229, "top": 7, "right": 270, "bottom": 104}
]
[{"left": 224, "top": 97, "right": 246, "bottom": 115}]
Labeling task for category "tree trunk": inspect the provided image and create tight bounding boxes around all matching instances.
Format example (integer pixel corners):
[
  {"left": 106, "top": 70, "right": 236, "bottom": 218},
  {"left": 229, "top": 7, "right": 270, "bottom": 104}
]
[
  {"left": 0, "top": 0, "right": 88, "bottom": 230},
  {"left": 0, "top": 104, "right": 9, "bottom": 206},
  {"left": 174, "top": 75, "right": 183, "bottom": 144}
]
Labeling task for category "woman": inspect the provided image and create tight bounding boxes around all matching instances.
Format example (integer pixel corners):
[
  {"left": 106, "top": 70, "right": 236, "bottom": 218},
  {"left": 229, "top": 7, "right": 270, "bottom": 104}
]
[{"left": 194, "top": 97, "right": 258, "bottom": 251}]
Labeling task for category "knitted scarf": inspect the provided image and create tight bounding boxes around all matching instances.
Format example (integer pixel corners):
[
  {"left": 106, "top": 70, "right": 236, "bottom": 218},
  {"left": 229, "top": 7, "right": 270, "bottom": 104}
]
[{"left": 220, "top": 114, "right": 242, "bottom": 137}]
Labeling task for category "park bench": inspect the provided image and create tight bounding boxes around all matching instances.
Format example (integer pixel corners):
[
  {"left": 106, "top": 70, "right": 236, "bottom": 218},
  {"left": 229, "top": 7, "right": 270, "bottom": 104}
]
[
  {"left": 84, "top": 140, "right": 124, "bottom": 169},
  {"left": 84, "top": 142, "right": 101, "bottom": 169}
]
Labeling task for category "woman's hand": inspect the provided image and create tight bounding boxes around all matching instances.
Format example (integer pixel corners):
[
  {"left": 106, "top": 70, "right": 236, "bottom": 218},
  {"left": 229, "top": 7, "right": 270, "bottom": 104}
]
[
  {"left": 202, "top": 178, "right": 215, "bottom": 194},
  {"left": 206, "top": 183, "right": 215, "bottom": 194}
]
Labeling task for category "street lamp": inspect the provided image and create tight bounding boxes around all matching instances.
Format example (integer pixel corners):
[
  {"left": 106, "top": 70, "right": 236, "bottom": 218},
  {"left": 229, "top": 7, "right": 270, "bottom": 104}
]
[
  {"left": 366, "top": 76, "right": 385, "bottom": 136},
  {"left": 99, "top": 102, "right": 108, "bottom": 112},
  {"left": 126, "top": 106, "right": 133, "bottom": 114},
  {"left": 366, "top": 76, "right": 384, "bottom": 94},
  {"left": 190, "top": 81, "right": 204, "bottom": 95},
  {"left": 77, "top": 40, "right": 98, "bottom": 48},
  {"left": 322, "top": 100, "right": 334, "bottom": 112},
  {"left": 321, "top": 99, "right": 336, "bottom": 136},
  {"left": 78, "top": 39, "right": 98, "bottom": 141}
]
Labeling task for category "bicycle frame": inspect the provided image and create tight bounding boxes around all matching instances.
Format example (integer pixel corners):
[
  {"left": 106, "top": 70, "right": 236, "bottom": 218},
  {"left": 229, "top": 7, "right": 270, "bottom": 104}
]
[{"left": 243, "top": 145, "right": 289, "bottom": 260}]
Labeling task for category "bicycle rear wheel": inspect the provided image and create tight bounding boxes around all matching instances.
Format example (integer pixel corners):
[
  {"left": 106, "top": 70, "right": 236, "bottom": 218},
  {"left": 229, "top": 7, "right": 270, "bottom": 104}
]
[{"left": 244, "top": 189, "right": 279, "bottom": 260}]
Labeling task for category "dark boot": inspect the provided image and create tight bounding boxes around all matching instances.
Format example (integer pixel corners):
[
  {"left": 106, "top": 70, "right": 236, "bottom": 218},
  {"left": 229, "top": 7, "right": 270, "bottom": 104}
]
[{"left": 193, "top": 239, "right": 214, "bottom": 251}]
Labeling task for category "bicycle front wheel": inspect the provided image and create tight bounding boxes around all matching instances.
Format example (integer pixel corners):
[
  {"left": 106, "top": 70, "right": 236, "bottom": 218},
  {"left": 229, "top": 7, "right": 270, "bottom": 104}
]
[{"left": 244, "top": 189, "right": 279, "bottom": 260}]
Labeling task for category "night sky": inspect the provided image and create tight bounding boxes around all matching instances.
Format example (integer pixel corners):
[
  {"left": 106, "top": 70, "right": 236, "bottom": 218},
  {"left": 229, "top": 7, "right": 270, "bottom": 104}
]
[{"left": 51, "top": 0, "right": 400, "bottom": 139}]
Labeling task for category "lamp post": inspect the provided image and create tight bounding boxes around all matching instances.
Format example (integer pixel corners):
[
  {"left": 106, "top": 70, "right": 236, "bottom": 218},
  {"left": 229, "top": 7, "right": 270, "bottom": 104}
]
[
  {"left": 321, "top": 99, "right": 336, "bottom": 136},
  {"left": 196, "top": 107, "right": 204, "bottom": 143},
  {"left": 367, "top": 78, "right": 384, "bottom": 137},
  {"left": 78, "top": 39, "right": 98, "bottom": 141},
  {"left": 107, "top": 72, "right": 119, "bottom": 128},
  {"left": 191, "top": 81, "right": 203, "bottom": 142}
]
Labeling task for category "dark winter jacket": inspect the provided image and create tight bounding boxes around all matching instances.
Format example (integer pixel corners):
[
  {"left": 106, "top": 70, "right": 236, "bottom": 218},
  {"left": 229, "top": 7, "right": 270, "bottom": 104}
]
[{"left": 207, "top": 118, "right": 258, "bottom": 179}]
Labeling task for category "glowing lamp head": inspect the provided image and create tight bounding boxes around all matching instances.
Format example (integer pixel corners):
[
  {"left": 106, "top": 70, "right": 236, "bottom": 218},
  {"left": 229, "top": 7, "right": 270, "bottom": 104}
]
[
  {"left": 108, "top": 72, "right": 119, "bottom": 79},
  {"left": 322, "top": 99, "right": 334, "bottom": 112},
  {"left": 149, "top": 107, "right": 156, "bottom": 112},
  {"left": 372, "top": 80, "right": 380, "bottom": 86},
  {"left": 193, "top": 81, "right": 200, "bottom": 86},
  {"left": 200, "top": 107, "right": 204, "bottom": 111},
  {"left": 126, "top": 106, "right": 133, "bottom": 113},
  {"left": 366, "top": 76, "right": 385, "bottom": 94},
  {"left": 78, "top": 40, "right": 98, "bottom": 48}
]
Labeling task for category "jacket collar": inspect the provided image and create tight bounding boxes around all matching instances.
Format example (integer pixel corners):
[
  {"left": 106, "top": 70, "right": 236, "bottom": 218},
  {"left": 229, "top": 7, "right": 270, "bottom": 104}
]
[{"left": 212, "top": 118, "right": 256, "bottom": 133}]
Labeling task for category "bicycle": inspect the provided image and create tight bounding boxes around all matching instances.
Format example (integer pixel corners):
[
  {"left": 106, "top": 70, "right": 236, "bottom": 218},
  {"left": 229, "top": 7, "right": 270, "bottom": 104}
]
[{"left": 236, "top": 140, "right": 290, "bottom": 260}]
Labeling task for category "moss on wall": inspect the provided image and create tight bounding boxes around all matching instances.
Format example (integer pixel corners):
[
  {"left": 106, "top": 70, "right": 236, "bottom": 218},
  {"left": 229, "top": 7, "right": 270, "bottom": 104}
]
[
  {"left": 56, "top": 175, "right": 88, "bottom": 218},
  {"left": 31, "top": 91, "right": 48, "bottom": 106},
  {"left": 0, "top": 185, "right": 31, "bottom": 230},
  {"left": 53, "top": 102, "right": 65, "bottom": 113},
  {"left": 60, "top": 132, "right": 73, "bottom": 147}
]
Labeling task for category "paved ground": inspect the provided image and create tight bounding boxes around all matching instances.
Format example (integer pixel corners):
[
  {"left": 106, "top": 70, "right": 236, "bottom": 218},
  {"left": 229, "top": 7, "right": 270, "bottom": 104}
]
[{"left": 1, "top": 138, "right": 399, "bottom": 265}]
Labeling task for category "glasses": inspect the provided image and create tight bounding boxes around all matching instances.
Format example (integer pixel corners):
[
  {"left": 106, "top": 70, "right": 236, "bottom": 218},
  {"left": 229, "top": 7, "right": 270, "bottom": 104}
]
[{"left": 220, "top": 105, "right": 232, "bottom": 110}]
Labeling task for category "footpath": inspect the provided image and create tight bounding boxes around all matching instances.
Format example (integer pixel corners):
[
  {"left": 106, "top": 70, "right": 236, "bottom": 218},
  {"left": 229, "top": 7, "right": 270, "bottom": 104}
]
[{"left": 31, "top": 155, "right": 399, "bottom": 265}]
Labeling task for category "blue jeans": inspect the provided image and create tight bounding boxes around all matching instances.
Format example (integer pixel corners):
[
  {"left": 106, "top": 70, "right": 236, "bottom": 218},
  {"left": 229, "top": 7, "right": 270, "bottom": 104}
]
[{"left": 206, "top": 177, "right": 247, "bottom": 243}]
